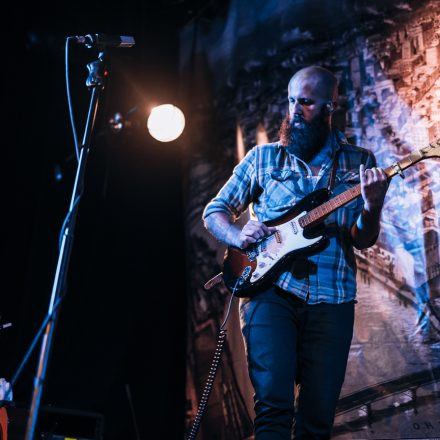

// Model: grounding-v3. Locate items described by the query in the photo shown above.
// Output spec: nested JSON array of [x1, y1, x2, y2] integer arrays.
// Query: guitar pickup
[[275, 230, 282, 243], [290, 221, 298, 234]]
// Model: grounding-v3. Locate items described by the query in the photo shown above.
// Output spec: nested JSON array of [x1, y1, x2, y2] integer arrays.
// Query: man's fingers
[[240, 236, 257, 248], [378, 168, 388, 182], [239, 220, 278, 249], [244, 221, 274, 236], [261, 223, 275, 234], [359, 164, 366, 185], [371, 167, 380, 181], [243, 225, 264, 239], [244, 236, 258, 245], [361, 165, 388, 184], [374, 167, 385, 181], [251, 230, 264, 239], [365, 167, 388, 184]]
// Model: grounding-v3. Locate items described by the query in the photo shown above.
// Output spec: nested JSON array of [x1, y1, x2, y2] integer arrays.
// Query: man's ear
[[326, 101, 335, 113]]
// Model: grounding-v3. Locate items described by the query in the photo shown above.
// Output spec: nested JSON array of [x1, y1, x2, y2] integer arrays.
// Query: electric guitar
[[214, 141, 440, 296]]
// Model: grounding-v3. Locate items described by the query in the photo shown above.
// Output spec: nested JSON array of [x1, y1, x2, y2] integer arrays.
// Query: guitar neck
[[298, 146, 434, 229], [298, 184, 362, 228]]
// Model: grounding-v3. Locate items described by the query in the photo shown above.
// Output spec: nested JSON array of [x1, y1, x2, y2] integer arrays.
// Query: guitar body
[[223, 188, 331, 296]]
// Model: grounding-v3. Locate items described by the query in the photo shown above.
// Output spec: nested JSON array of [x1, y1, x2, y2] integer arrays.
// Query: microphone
[[73, 34, 135, 49]]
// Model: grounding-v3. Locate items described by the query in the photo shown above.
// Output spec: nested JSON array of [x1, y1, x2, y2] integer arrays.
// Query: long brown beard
[[279, 111, 330, 162]]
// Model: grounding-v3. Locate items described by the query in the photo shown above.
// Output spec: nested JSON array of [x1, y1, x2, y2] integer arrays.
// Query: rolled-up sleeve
[[202, 147, 260, 221]]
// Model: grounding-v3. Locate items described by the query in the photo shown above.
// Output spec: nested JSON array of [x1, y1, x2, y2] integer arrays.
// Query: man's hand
[[359, 164, 389, 213], [351, 164, 389, 249], [204, 212, 277, 250], [234, 220, 277, 249]]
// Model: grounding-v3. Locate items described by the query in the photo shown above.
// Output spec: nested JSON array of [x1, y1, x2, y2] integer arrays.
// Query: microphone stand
[[25, 50, 108, 440]]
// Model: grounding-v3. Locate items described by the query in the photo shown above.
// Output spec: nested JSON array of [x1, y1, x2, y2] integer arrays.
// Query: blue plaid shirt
[[203, 130, 376, 304]]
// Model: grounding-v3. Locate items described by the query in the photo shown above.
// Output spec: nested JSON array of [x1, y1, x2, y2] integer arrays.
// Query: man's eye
[[298, 98, 312, 106]]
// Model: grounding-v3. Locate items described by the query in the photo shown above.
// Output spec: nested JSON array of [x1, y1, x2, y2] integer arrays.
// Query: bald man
[[203, 66, 389, 439]]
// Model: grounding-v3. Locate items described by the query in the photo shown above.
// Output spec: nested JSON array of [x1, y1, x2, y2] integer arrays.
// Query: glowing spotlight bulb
[[147, 104, 185, 142]]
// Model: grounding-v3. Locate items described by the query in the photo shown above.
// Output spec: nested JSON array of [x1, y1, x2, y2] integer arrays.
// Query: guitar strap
[[327, 148, 341, 194]]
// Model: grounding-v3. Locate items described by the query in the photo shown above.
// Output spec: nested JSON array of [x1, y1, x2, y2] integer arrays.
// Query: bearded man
[[202, 66, 389, 439]]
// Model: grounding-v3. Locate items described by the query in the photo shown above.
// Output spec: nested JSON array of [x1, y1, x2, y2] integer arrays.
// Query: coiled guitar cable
[[186, 273, 244, 440]]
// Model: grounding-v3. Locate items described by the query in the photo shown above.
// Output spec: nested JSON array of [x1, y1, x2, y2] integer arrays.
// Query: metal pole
[[25, 52, 106, 439]]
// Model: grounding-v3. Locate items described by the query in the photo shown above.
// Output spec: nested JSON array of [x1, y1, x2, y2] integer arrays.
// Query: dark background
[[3, 1, 229, 438]]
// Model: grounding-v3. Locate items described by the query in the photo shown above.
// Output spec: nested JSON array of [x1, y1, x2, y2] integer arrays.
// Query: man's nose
[[290, 100, 303, 114]]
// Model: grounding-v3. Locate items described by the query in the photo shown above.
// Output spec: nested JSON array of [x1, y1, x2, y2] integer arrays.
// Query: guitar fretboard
[[298, 185, 362, 228]]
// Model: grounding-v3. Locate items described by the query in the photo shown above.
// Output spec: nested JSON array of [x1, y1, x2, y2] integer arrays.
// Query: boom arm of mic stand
[[24, 52, 107, 440]]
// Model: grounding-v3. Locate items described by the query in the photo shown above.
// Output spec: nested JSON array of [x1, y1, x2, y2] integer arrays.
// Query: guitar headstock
[[386, 139, 440, 178], [420, 139, 440, 158]]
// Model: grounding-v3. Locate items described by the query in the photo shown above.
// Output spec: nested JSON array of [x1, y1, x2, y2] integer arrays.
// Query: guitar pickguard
[[249, 212, 322, 283]]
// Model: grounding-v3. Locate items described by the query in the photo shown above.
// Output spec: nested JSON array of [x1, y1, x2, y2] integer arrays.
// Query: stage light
[[147, 104, 185, 142]]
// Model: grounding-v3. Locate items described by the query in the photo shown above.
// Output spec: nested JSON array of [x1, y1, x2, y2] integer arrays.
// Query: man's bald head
[[288, 66, 338, 105]]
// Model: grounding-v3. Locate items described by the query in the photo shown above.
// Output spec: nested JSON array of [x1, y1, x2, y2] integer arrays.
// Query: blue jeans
[[239, 286, 354, 440]]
